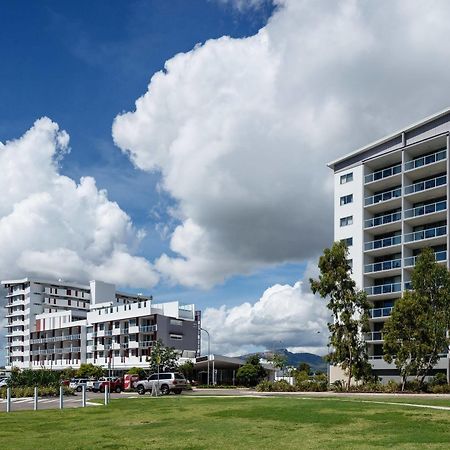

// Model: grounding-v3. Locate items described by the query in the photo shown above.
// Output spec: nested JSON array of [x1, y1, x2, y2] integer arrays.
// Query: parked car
[[92, 377, 123, 393], [135, 372, 187, 395], [0, 378, 8, 388], [69, 378, 89, 392]]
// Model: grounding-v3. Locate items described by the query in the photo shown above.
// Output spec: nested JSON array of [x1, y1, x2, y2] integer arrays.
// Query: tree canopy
[[147, 340, 179, 373], [310, 240, 371, 390], [383, 248, 450, 389]]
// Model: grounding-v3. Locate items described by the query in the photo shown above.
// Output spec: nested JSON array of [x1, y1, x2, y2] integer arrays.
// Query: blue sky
[[4, 0, 450, 356], [0, 1, 308, 314]]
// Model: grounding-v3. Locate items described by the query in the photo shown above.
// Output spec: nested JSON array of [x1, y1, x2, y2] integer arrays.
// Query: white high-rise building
[[3, 278, 200, 371], [328, 108, 450, 381]]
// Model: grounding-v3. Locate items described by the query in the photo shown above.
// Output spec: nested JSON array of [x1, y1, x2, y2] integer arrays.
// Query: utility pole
[[201, 328, 211, 386]]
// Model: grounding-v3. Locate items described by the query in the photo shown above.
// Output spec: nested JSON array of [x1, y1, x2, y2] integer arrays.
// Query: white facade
[[329, 108, 450, 380], [2, 278, 200, 371]]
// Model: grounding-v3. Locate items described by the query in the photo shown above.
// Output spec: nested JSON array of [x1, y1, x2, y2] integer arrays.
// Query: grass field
[[1, 395, 450, 449]]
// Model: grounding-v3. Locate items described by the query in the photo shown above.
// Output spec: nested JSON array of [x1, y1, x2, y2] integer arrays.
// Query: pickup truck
[[135, 372, 187, 395]]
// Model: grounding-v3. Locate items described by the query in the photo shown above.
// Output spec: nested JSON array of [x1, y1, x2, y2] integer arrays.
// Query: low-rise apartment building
[[328, 108, 450, 381], [3, 278, 200, 371]]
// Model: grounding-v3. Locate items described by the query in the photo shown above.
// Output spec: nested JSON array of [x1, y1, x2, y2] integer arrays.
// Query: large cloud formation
[[0, 118, 159, 288], [202, 279, 329, 356], [113, 0, 450, 288]]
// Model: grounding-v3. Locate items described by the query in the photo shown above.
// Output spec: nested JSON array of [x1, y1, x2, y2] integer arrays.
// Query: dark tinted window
[[149, 375, 158, 380], [160, 374, 171, 380], [175, 373, 186, 380]]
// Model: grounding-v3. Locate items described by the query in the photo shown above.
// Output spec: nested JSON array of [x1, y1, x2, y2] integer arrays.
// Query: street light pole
[[201, 328, 211, 386]]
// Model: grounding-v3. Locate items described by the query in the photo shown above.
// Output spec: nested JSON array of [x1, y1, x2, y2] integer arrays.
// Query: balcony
[[139, 341, 155, 349], [128, 341, 139, 349], [404, 200, 447, 227], [404, 225, 447, 248], [405, 149, 446, 173], [404, 251, 447, 268], [364, 258, 401, 275], [369, 306, 393, 319], [404, 175, 447, 202], [364, 235, 401, 254], [364, 164, 402, 187], [129, 325, 140, 334], [112, 342, 121, 350], [364, 187, 402, 211], [364, 331, 385, 342], [140, 325, 157, 333], [364, 283, 401, 298], [364, 211, 401, 231]]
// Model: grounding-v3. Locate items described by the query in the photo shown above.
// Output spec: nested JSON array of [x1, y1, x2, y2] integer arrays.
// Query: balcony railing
[[139, 341, 156, 348], [365, 164, 402, 184], [365, 187, 402, 207], [364, 331, 384, 341], [404, 251, 447, 267], [364, 258, 402, 274], [364, 211, 402, 229], [140, 325, 157, 333], [404, 225, 447, 243], [30, 334, 81, 344], [404, 149, 447, 171], [404, 174, 446, 195], [364, 283, 401, 296], [364, 235, 401, 251], [369, 306, 393, 319], [404, 200, 447, 219]]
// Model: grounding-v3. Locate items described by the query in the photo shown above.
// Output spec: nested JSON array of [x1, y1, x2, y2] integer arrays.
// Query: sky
[[2, 0, 450, 358]]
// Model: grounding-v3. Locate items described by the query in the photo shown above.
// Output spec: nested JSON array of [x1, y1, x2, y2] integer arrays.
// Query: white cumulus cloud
[[113, 0, 450, 289], [201, 279, 329, 356], [0, 117, 159, 288]]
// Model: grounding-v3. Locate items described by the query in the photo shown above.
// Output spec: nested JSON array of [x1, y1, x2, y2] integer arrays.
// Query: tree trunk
[[347, 347, 353, 392]]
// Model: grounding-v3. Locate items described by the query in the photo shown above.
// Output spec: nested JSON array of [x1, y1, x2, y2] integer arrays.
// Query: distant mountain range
[[239, 349, 327, 373]]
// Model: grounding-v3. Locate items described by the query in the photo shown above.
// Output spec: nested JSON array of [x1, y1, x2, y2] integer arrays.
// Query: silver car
[[135, 372, 187, 395]]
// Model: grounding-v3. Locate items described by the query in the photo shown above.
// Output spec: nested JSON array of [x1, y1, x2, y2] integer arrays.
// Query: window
[[170, 334, 183, 340], [170, 319, 183, 326], [340, 194, 353, 205], [67, 289, 71, 296], [340, 216, 353, 227], [341, 237, 353, 247], [340, 173, 353, 184]]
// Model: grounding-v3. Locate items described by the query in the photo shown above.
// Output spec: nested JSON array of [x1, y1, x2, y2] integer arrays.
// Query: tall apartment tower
[[328, 109, 450, 381]]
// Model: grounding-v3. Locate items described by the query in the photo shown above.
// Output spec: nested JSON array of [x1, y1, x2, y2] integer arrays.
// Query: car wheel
[[100, 387, 105, 393], [115, 386, 121, 393], [137, 385, 146, 395], [160, 385, 170, 395], [174, 389, 182, 395], [76, 386, 82, 392], [92, 389, 98, 393]]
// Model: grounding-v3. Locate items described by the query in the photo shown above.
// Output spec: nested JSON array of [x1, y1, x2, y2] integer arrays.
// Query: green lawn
[[1, 395, 450, 449]]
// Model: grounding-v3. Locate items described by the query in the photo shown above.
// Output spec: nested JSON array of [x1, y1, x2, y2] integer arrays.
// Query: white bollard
[[59, 385, 64, 410], [34, 386, 38, 411], [82, 385, 86, 407], [104, 384, 109, 405], [6, 387, 11, 413]]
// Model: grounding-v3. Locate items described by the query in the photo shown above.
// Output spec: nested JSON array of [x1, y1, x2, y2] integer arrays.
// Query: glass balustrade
[[404, 200, 446, 219], [365, 235, 401, 251], [364, 283, 401, 296], [404, 149, 447, 171], [404, 225, 447, 243], [364, 258, 401, 273], [364, 331, 384, 341], [365, 163, 401, 184], [369, 306, 393, 318], [404, 175, 446, 195], [404, 251, 447, 267], [365, 187, 402, 206], [365, 211, 402, 228]]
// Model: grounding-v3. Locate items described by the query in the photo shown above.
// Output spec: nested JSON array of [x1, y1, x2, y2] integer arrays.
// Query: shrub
[[430, 373, 448, 387], [0, 386, 75, 399], [256, 380, 296, 392], [430, 384, 450, 394]]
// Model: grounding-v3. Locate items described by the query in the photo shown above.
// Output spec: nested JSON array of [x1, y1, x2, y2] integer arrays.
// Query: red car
[[92, 377, 123, 393]]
